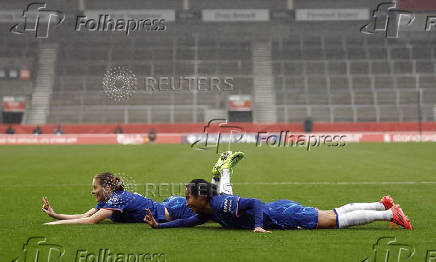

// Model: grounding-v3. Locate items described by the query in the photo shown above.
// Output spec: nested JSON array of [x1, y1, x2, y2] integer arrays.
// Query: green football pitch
[[1, 143, 435, 262]]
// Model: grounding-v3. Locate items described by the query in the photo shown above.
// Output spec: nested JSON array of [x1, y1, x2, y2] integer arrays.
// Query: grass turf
[[0, 143, 435, 261]]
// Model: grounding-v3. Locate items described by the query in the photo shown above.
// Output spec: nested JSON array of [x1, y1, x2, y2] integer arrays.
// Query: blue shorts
[[265, 199, 318, 229], [162, 196, 195, 220]]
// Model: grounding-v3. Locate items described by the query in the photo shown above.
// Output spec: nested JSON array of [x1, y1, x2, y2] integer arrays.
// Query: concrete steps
[[26, 44, 58, 124], [252, 42, 276, 123]]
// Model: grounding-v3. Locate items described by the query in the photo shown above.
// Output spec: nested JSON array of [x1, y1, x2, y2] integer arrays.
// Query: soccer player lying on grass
[[143, 179, 413, 233], [41, 151, 245, 225], [42, 172, 194, 225]]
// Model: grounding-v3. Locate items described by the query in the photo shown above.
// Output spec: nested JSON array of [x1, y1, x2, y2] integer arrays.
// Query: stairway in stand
[[26, 44, 58, 125], [252, 41, 276, 123]]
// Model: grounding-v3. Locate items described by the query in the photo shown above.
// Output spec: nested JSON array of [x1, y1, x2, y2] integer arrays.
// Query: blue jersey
[[95, 191, 167, 223], [158, 194, 318, 230], [208, 194, 262, 229], [162, 196, 195, 220]]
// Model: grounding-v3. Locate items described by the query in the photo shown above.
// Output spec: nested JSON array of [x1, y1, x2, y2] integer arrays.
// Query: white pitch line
[[234, 181, 436, 185], [1, 181, 436, 187]]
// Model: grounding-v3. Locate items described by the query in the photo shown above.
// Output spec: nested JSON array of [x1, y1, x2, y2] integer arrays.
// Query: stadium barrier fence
[[0, 123, 435, 144]]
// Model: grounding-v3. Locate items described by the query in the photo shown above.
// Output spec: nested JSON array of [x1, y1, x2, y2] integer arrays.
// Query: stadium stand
[[46, 28, 436, 124], [0, 23, 39, 123], [273, 32, 436, 122], [1, 0, 435, 124]]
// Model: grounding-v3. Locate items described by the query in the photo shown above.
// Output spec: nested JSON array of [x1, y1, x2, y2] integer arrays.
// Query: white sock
[[211, 177, 220, 191], [334, 202, 386, 215], [337, 210, 393, 229], [219, 169, 233, 195]]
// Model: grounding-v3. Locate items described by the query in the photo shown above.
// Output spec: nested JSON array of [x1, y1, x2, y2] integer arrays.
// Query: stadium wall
[[0, 123, 435, 145], [1, 122, 436, 134]]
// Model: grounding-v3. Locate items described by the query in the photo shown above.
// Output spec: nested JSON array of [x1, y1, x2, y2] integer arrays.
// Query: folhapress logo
[[362, 237, 415, 262], [75, 15, 166, 35], [190, 119, 246, 154], [10, 3, 167, 38], [10, 2, 64, 38], [12, 237, 65, 262], [361, 2, 414, 38]]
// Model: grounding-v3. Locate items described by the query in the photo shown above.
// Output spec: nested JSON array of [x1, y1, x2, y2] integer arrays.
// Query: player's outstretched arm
[[144, 209, 206, 229], [41, 196, 97, 220], [44, 208, 113, 225]]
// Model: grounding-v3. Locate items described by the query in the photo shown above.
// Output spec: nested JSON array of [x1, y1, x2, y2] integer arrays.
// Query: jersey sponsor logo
[[223, 198, 233, 214]]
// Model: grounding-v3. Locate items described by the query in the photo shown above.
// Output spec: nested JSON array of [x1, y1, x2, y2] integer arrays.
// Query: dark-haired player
[[144, 179, 412, 232]]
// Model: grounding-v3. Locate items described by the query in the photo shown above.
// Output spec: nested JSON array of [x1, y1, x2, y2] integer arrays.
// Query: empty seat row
[[274, 75, 434, 90], [48, 105, 205, 123], [276, 105, 433, 123], [273, 60, 436, 76], [272, 47, 436, 61]]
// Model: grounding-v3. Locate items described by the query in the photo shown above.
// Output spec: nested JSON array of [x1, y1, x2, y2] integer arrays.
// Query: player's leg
[[317, 209, 393, 229], [216, 168, 233, 195], [211, 151, 245, 195], [318, 204, 412, 230], [333, 196, 394, 215]]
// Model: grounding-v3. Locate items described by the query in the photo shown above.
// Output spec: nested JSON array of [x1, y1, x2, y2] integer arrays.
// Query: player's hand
[[253, 227, 271, 233], [144, 209, 158, 228], [41, 196, 56, 218]]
